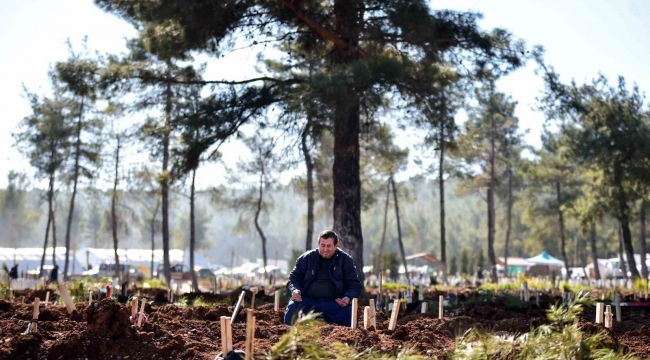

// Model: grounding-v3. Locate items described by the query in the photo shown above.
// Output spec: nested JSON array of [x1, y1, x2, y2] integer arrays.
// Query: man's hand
[[335, 296, 350, 307], [291, 290, 302, 302]]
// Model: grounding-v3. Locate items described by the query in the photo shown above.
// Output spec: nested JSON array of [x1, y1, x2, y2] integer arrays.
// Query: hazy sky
[[1, 0, 649, 189]]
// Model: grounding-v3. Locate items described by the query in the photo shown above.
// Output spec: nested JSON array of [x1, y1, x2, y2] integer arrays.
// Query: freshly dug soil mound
[[85, 298, 134, 339]]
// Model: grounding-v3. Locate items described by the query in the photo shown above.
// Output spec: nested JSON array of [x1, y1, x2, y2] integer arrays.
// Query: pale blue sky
[[1, 0, 649, 189]]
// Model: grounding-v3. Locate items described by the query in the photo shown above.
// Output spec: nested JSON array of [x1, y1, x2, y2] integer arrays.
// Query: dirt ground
[[0, 290, 649, 359]]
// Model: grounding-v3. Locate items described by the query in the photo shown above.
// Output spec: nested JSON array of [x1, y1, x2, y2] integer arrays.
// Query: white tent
[[525, 251, 565, 267], [76, 247, 211, 274], [0, 247, 83, 274]]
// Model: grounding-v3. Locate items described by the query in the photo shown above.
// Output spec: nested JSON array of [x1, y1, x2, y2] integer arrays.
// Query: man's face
[[318, 237, 337, 259]]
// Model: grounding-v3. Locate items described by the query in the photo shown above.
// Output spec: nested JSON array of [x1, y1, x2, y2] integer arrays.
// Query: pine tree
[[449, 255, 458, 276], [536, 55, 650, 279], [97, 0, 526, 277], [15, 91, 72, 276], [101, 37, 203, 285], [523, 129, 579, 276], [53, 39, 103, 280], [0, 172, 39, 247], [477, 250, 485, 274], [453, 82, 520, 282], [460, 248, 469, 276]]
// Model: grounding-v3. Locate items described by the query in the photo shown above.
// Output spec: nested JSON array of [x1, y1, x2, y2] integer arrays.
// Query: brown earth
[[0, 291, 648, 359]]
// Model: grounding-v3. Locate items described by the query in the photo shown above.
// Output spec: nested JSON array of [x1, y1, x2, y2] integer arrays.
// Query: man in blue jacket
[[284, 230, 361, 326]]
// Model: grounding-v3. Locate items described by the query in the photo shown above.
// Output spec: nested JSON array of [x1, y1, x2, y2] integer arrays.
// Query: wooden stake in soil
[[378, 273, 383, 299], [368, 299, 376, 328], [31, 297, 39, 333], [58, 284, 75, 314], [438, 295, 444, 320], [274, 290, 280, 312], [351, 298, 358, 329], [596, 303, 604, 324], [89, 291, 93, 306], [522, 281, 529, 302], [131, 297, 138, 321], [421, 302, 428, 314], [604, 305, 613, 328], [250, 287, 258, 310], [388, 300, 399, 331], [44, 291, 50, 306], [614, 292, 621, 322], [363, 306, 369, 329], [137, 299, 147, 328], [220, 316, 233, 355], [245, 309, 255, 360]]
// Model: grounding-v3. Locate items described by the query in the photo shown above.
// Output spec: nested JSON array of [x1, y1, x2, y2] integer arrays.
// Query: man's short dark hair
[[318, 230, 339, 244]]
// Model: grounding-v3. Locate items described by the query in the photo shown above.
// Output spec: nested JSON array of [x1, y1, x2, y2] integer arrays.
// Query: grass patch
[[451, 293, 637, 359]]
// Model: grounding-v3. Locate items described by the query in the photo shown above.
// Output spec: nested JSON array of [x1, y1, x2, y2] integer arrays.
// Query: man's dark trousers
[[284, 297, 351, 326]]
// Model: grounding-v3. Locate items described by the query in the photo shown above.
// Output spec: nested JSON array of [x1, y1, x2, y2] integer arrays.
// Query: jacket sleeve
[[342, 255, 362, 300], [287, 254, 306, 296]]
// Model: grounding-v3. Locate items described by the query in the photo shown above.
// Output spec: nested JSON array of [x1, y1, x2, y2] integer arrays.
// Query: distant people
[[49, 264, 59, 284], [284, 230, 362, 326], [9, 264, 18, 280]]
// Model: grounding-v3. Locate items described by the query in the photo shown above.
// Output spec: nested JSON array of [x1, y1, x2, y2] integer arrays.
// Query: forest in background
[[3, 1, 650, 288]]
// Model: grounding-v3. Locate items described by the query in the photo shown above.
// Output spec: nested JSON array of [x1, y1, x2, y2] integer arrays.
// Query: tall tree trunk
[[150, 216, 155, 279], [150, 201, 159, 279], [39, 172, 55, 277], [640, 201, 648, 279], [162, 82, 172, 285], [52, 200, 58, 267], [64, 97, 84, 280], [332, 0, 364, 281], [390, 176, 410, 285], [590, 222, 601, 281], [487, 116, 497, 283], [504, 167, 513, 278], [254, 165, 269, 284], [301, 125, 315, 252], [189, 167, 199, 291], [377, 181, 390, 276], [111, 135, 121, 280], [615, 164, 640, 279], [438, 122, 447, 284], [555, 180, 570, 277], [619, 225, 628, 280]]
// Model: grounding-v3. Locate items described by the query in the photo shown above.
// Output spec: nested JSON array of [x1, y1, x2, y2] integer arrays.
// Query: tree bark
[[39, 171, 55, 277], [377, 180, 390, 276], [52, 199, 58, 267], [619, 225, 628, 280], [150, 201, 159, 279], [487, 113, 498, 283], [391, 176, 410, 285], [189, 167, 199, 291], [555, 180, 570, 277], [640, 201, 648, 279], [111, 135, 121, 280], [590, 222, 601, 281], [332, 0, 364, 281], [64, 97, 84, 280], [301, 124, 315, 252], [615, 163, 640, 279], [162, 81, 172, 285], [150, 217, 155, 279], [438, 121, 447, 284], [254, 161, 269, 284], [504, 167, 513, 278]]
